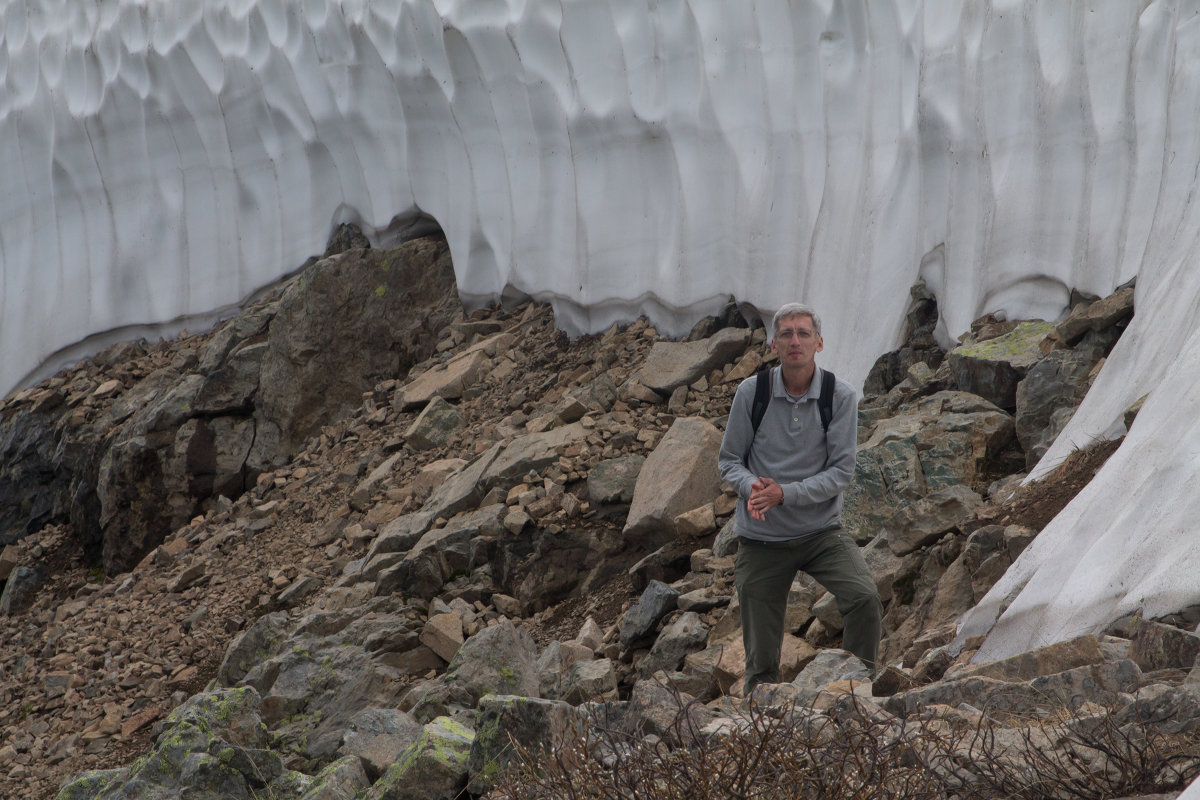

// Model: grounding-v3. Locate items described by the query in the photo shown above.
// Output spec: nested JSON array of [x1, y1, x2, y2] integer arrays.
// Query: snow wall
[[3, 0, 1200, 669]]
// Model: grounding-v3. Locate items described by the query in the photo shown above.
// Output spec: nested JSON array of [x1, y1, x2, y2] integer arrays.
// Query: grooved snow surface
[[2, 0, 1200, 698]]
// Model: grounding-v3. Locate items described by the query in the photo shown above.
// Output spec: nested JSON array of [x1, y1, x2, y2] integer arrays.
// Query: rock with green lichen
[[947, 320, 1055, 410], [363, 716, 475, 800], [215, 610, 293, 688], [53, 769, 123, 800], [466, 695, 585, 795], [248, 642, 408, 766], [295, 755, 370, 800], [337, 707, 424, 782], [55, 688, 286, 800], [408, 621, 540, 723], [844, 391, 1014, 540]]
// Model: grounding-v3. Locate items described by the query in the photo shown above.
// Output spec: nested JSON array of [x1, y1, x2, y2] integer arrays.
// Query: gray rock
[[1014, 348, 1097, 468], [884, 659, 1144, 718], [365, 716, 474, 800], [861, 533, 902, 605], [845, 392, 1013, 540], [567, 373, 618, 416], [791, 650, 871, 702], [1130, 618, 1200, 672], [957, 635, 1109, 683], [193, 341, 265, 414], [258, 238, 458, 455], [1055, 286, 1134, 344], [1113, 684, 1200, 735], [367, 512, 436, 561], [623, 417, 724, 544], [635, 327, 750, 395], [251, 643, 409, 763], [410, 621, 541, 723], [587, 455, 645, 505], [627, 681, 716, 743], [536, 640, 593, 699], [405, 396, 464, 450], [620, 580, 680, 650], [560, 659, 620, 705], [638, 612, 709, 676], [397, 349, 490, 411], [352, 452, 405, 509], [74, 687, 288, 800], [0, 565, 40, 615], [377, 504, 506, 601], [884, 484, 983, 556], [947, 321, 1055, 410], [811, 593, 843, 634], [197, 306, 275, 375], [53, 769, 124, 800], [338, 708, 424, 782], [215, 611, 293, 687], [481, 422, 588, 489], [417, 443, 502, 524], [466, 695, 584, 794], [711, 516, 739, 557], [295, 756, 371, 800]]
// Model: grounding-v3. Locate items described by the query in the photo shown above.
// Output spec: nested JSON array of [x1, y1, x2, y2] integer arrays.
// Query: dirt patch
[[525, 574, 637, 649], [994, 437, 1123, 530]]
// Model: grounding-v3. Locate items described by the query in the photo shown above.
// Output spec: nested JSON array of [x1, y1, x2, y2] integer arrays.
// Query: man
[[718, 303, 881, 694]]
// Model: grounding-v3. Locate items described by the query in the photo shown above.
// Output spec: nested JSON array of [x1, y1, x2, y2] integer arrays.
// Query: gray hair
[[771, 303, 822, 340]]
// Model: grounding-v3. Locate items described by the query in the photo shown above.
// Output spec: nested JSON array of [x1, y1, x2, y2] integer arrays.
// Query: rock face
[[9, 282, 1188, 800], [622, 417, 724, 544], [0, 233, 458, 574]]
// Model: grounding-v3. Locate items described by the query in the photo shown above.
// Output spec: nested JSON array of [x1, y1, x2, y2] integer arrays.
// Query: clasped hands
[[747, 476, 783, 521]]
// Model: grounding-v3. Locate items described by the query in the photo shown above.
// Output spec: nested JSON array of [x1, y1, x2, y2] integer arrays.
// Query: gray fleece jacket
[[717, 365, 858, 542]]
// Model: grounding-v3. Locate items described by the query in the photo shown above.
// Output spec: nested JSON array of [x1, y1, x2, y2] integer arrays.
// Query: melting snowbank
[[2, 1, 1200, 669]]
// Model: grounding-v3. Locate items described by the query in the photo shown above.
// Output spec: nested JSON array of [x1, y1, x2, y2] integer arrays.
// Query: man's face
[[770, 314, 823, 369]]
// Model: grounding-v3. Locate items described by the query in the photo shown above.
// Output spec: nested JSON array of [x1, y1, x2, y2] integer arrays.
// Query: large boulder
[[884, 484, 984, 556], [623, 417, 724, 544], [258, 237, 458, 456], [481, 423, 589, 489], [637, 611, 709, 676], [409, 622, 541, 723], [364, 717, 474, 800], [619, 580, 680, 650], [587, 455, 645, 505], [405, 397, 464, 451], [466, 696, 584, 794], [883, 660, 1143, 718], [845, 391, 1013, 543], [337, 708, 424, 782], [396, 332, 516, 410], [56, 687, 302, 800], [0, 565, 40, 616], [1055, 285, 1134, 344], [1014, 348, 1099, 468], [946, 321, 1055, 410], [635, 328, 750, 395]]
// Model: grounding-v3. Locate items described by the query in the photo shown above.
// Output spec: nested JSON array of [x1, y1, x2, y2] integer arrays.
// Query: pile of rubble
[[2, 235, 1196, 800]]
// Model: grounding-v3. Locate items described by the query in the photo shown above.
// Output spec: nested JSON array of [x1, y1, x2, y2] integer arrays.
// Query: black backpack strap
[[818, 369, 836, 432], [750, 366, 773, 434], [744, 366, 773, 463]]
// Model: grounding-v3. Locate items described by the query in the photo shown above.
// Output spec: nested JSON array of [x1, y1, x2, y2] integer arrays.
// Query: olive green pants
[[735, 526, 882, 694]]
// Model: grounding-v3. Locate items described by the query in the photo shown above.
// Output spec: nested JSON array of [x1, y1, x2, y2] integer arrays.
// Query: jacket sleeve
[[780, 382, 858, 507], [717, 377, 759, 499]]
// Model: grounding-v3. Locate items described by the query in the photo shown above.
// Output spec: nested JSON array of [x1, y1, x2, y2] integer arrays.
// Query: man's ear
[[815, 336, 824, 353]]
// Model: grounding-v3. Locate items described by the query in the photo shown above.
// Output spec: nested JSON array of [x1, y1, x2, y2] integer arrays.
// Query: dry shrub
[[484, 690, 1200, 800], [934, 707, 1200, 800]]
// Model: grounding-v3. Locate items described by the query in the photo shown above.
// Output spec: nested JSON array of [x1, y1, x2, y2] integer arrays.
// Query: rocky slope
[[1, 235, 1197, 800]]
